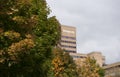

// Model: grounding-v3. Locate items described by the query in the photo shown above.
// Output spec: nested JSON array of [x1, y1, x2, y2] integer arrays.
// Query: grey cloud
[[46, 0, 120, 64]]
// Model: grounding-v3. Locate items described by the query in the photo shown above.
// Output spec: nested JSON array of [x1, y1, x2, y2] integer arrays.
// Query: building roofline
[[87, 51, 102, 55], [69, 53, 87, 56], [61, 25, 76, 29], [103, 62, 120, 69]]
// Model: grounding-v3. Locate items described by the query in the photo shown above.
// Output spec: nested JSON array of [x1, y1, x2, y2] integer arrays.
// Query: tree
[[0, 0, 60, 77], [98, 67, 105, 77], [77, 57, 105, 77], [52, 48, 78, 77]]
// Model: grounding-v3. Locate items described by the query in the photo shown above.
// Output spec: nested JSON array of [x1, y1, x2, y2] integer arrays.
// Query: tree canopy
[[0, 0, 105, 77], [77, 57, 105, 77], [52, 48, 78, 77], [0, 0, 60, 77]]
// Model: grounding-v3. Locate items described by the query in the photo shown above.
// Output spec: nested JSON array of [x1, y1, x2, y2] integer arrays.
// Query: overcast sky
[[46, 0, 120, 64]]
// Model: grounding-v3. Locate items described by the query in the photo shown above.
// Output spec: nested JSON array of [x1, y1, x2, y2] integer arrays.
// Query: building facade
[[60, 25, 76, 53], [103, 62, 120, 77], [87, 52, 105, 67], [69, 53, 87, 66], [69, 52, 105, 67]]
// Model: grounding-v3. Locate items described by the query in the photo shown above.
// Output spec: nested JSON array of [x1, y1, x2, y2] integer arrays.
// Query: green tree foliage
[[0, 0, 60, 77], [98, 67, 105, 77], [52, 48, 78, 77], [77, 57, 105, 77]]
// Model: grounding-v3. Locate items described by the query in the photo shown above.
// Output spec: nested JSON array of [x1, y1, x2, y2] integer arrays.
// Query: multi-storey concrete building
[[87, 52, 105, 67], [69, 53, 87, 66], [69, 52, 105, 67], [59, 25, 105, 67], [103, 62, 120, 77], [60, 25, 76, 53]]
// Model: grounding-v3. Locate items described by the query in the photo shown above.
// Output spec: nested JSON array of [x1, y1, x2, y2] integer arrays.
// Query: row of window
[[65, 50, 76, 53], [61, 36, 76, 40], [71, 55, 81, 58], [71, 55, 86, 58], [61, 40, 76, 44], [61, 45, 76, 48]]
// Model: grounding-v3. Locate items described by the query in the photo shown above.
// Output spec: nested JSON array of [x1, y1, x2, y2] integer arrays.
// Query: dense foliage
[[0, 0, 105, 77], [0, 0, 60, 77], [52, 48, 78, 77], [77, 57, 105, 77]]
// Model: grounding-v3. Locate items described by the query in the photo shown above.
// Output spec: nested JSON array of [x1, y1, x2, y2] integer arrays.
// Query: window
[[65, 50, 76, 53], [61, 36, 76, 40], [61, 40, 76, 44], [61, 45, 76, 48]]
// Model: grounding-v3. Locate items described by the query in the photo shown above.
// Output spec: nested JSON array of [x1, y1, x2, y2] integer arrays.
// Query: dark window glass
[[65, 50, 76, 53], [61, 40, 76, 44], [71, 55, 81, 58], [61, 36, 76, 40], [61, 45, 76, 48]]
